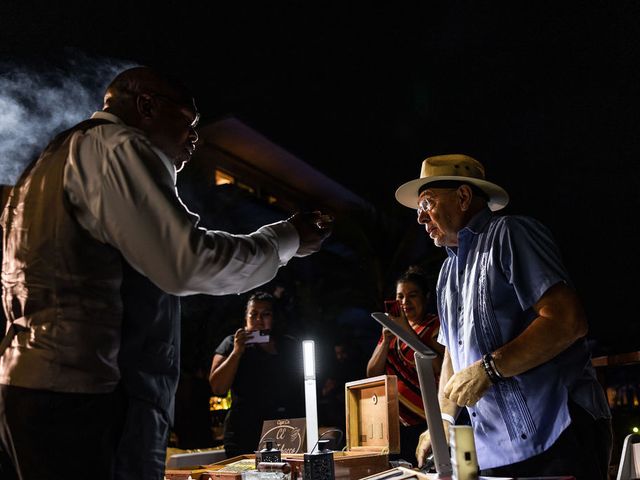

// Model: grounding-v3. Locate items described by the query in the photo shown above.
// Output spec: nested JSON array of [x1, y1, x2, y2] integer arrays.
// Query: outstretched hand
[[288, 211, 333, 256]]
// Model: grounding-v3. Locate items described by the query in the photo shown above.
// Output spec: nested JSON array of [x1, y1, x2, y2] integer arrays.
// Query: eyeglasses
[[417, 197, 436, 215], [151, 93, 200, 129], [416, 189, 457, 216]]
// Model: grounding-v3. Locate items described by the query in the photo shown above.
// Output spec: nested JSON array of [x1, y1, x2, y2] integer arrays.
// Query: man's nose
[[417, 209, 429, 224], [189, 127, 199, 144]]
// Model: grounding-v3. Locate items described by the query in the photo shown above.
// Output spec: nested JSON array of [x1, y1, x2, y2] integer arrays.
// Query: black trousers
[[0, 384, 124, 480], [481, 401, 613, 480], [114, 396, 171, 480]]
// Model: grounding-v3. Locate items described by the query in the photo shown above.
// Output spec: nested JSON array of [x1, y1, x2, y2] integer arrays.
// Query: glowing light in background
[[302, 340, 318, 453]]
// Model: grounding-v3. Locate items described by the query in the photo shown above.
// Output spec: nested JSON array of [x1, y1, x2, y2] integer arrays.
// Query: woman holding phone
[[209, 291, 304, 458], [366, 266, 445, 465]]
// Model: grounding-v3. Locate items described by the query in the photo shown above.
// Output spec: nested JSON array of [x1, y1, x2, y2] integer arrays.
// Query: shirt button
[[471, 412, 476, 417], [458, 340, 462, 346], [457, 306, 462, 312], [521, 434, 527, 440]]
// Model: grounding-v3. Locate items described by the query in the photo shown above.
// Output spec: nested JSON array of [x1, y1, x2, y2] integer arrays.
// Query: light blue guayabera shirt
[[436, 208, 610, 469]]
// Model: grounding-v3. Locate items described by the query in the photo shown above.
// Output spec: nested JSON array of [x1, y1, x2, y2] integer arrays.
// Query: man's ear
[[457, 184, 473, 211], [136, 93, 155, 120]]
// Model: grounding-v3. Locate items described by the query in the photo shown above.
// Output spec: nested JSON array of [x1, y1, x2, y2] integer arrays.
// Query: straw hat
[[395, 154, 509, 211]]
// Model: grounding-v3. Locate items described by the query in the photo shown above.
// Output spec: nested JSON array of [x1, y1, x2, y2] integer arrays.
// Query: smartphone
[[245, 329, 270, 344], [384, 299, 401, 316]]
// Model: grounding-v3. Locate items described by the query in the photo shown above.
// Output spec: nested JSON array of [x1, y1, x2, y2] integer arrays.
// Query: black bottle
[[256, 438, 281, 467], [303, 439, 335, 480]]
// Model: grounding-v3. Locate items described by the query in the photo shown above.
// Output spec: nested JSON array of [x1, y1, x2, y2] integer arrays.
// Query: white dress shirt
[[64, 111, 300, 296]]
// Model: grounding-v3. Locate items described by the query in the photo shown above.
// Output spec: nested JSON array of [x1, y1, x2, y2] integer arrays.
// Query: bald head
[[102, 66, 200, 169], [103, 66, 194, 116]]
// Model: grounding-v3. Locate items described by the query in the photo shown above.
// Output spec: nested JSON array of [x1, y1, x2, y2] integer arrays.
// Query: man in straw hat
[[396, 154, 611, 478]]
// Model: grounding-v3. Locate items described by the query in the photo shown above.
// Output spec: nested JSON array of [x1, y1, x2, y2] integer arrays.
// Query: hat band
[[418, 180, 489, 200]]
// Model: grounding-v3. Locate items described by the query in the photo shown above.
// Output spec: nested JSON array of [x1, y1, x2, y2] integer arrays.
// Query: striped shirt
[[380, 314, 440, 426]]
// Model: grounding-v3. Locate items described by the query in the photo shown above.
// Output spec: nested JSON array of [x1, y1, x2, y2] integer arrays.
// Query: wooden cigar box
[[199, 455, 258, 480], [359, 466, 434, 480], [165, 455, 256, 480], [195, 376, 399, 480], [282, 375, 400, 480], [164, 467, 218, 480], [282, 450, 390, 480], [344, 375, 400, 455]]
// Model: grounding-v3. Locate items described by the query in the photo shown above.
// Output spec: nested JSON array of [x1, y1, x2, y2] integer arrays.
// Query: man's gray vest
[[0, 118, 180, 418], [1, 119, 124, 392]]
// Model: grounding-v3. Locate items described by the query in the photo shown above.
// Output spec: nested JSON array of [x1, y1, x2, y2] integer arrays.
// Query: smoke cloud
[[0, 52, 137, 185]]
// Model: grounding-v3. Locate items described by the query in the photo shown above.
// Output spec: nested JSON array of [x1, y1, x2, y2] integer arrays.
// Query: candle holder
[[255, 438, 281, 467], [303, 439, 335, 480]]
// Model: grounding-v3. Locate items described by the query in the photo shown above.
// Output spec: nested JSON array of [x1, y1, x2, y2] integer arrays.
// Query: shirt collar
[[90, 111, 177, 184], [445, 207, 494, 258], [91, 111, 123, 125], [465, 206, 493, 234]]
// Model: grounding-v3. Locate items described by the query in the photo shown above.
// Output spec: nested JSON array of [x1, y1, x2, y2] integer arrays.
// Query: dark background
[[1, 1, 639, 355]]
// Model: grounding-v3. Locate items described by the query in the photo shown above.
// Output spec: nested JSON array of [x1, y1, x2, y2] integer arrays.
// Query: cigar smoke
[[0, 52, 136, 185]]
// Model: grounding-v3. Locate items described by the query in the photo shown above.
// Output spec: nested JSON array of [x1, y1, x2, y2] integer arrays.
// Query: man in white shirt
[[0, 66, 332, 480]]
